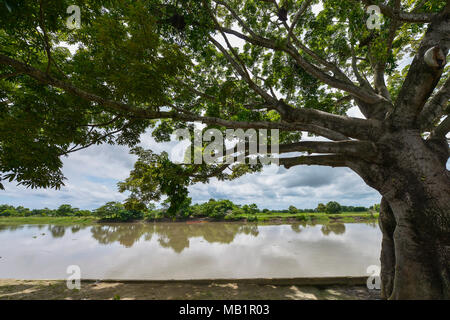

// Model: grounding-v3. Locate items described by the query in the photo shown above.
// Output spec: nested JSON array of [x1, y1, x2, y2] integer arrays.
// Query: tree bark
[[379, 197, 396, 299], [375, 133, 450, 299], [386, 194, 450, 300]]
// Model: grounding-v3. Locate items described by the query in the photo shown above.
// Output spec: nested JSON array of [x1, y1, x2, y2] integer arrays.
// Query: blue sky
[[0, 107, 383, 210]]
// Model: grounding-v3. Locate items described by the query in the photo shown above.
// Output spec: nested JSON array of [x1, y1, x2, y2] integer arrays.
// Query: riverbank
[[0, 278, 380, 300], [0, 212, 378, 226]]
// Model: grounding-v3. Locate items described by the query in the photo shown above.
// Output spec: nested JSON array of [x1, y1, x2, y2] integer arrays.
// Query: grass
[[0, 216, 99, 226], [232, 211, 378, 223], [0, 212, 379, 226]]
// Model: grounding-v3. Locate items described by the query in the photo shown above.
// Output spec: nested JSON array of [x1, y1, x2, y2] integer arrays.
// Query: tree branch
[[431, 116, 450, 138], [392, 8, 450, 125], [359, 0, 437, 23], [287, 0, 314, 43], [279, 155, 349, 168], [279, 140, 377, 157], [276, 100, 382, 140], [0, 53, 379, 141], [0, 53, 159, 118], [419, 77, 450, 131], [208, 35, 276, 104], [218, 25, 385, 104], [0, 71, 22, 79]]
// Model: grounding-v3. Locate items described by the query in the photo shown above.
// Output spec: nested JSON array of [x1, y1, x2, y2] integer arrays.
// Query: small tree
[[56, 204, 75, 216], [325, 201, 342, 214], [288, 205, 298, 214], [316, 203, 326, 213], [249, 203, 259, 214]]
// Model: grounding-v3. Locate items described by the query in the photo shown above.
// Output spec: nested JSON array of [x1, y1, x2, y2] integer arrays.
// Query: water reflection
[[321, 223, 346, 235], [90, 223, 260, 252], [0, 221, 382, 279], [0, 222, 380, 252]]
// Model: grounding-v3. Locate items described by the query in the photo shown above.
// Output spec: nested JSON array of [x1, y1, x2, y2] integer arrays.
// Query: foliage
[[325, 201, 342, 214], [242, 203, 259, 215], [288, 205, 298, 214], [0, 199, 370, 220], [94, 201, 143, 221], [316, 203, 326, 213], [117, 148, 192, 217]]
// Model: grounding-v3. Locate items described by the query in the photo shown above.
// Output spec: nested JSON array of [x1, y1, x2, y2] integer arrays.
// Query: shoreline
[[0, 213, 378, 226], [0, 278, 380, 300]]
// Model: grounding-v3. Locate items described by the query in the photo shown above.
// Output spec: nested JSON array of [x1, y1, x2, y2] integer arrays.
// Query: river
[[0, 221, 381, 280]]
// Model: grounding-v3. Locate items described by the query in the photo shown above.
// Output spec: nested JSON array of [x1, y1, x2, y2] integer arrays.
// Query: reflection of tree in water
[[238, 224, 259, 237], [91, 224, 151, 248], [89, 222, 260, 253], [71, 225, 82, 234], [0, 225, 25, 232], [291, 224, 302, 233], [321, 223, 346, 236], [365, 221, 378, 228], [48, 225, 66, 238]]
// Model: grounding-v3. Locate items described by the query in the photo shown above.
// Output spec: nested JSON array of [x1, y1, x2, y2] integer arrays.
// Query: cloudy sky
[[0, 105, 383, 211]]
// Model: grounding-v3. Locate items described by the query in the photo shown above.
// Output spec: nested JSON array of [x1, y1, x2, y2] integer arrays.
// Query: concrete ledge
[[67, 276, 368, 286]]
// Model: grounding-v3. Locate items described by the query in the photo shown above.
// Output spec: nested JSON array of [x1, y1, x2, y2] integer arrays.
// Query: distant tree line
[[0, 199, 380, 222]]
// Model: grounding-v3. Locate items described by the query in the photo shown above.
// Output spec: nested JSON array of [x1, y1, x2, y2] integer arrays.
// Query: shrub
[[224, 214, 239, 221], [0, 208, 20, 216], [145, 210, 166, 220], [296, 214, 310, 222]]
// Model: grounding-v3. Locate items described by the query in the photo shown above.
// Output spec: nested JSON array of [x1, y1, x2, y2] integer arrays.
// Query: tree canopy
[[0, 0, 448, 205]]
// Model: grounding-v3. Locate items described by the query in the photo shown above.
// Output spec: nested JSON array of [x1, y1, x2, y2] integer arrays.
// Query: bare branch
[[276, 100, 382, 140], [279, 140, 377, 157], [279, 155, 349, 168]]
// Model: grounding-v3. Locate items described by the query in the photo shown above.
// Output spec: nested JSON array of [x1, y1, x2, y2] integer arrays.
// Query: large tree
[[0, 0, 449, 299]]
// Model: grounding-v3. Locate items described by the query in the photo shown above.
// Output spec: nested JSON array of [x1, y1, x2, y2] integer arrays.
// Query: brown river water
[[0, 221, 381, 280]]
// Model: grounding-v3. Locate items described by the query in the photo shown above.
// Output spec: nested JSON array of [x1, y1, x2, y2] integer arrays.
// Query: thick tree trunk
[[387, 197, 450, 300], [356, 131, 450, 299], [380, 139, 449, 299]]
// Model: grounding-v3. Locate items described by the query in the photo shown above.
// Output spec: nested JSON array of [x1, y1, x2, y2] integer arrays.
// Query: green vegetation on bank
[[0, 216, 98, 225], [0, 200, 379, 225]]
